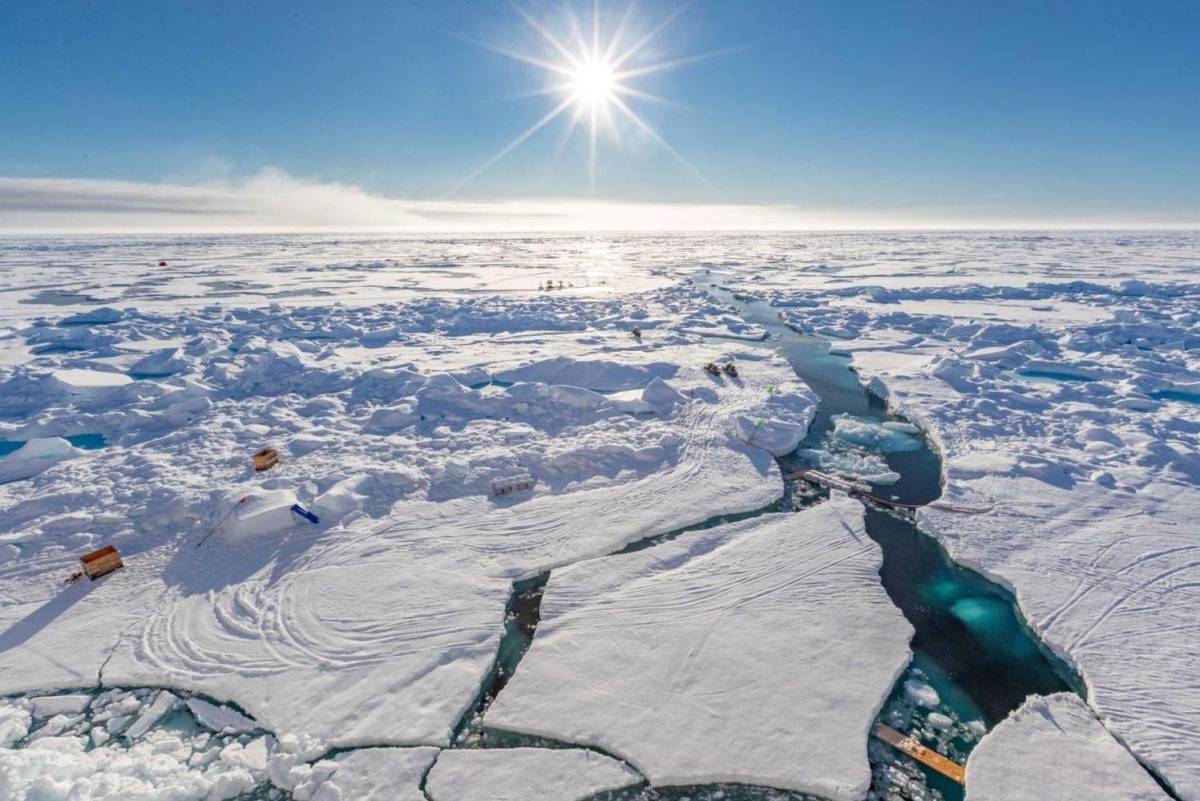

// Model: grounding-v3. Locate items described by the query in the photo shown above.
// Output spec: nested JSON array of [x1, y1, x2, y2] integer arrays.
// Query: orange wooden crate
[[875, 723, 966, 784], [253, 448, 279, 471], [80, 545, 124, 580]]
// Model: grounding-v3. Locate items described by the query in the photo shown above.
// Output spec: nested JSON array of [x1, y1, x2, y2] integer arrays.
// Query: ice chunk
[[312, 476, 367, 525], [60, 307, 122, 325], [0, 437, 79, 483], [50, 368, 133, 394], [129, 347, 188, 377], [495, 357, 677, 392], [640, 376, 686, 411], [0, 701, 32, 747], [832, 414, 922, 452], [904, 679, 941, 709], [798, 447, 901, 485], [426, 748, 641, 801], [965, 694, 1169, 800], [29, 694, 91, 718], [186, 697, 257, 734], [485, 496, 912, 800], [125, 690, 176, 739]]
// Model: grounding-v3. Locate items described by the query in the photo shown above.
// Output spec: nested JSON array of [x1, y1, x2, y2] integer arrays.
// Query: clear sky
[[2, 0, 1198, 230]]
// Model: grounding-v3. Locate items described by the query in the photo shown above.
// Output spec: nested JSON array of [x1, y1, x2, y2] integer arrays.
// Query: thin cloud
[[0, 171, 1195, 233]]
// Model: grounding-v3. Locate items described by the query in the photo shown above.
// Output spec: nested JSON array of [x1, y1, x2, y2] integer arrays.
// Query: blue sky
[[2, 1, 1198, 229]]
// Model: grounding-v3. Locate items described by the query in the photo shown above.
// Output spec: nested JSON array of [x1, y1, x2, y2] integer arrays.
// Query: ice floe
[[292, 747, 439, 801], [426, 747, 642, 801], [965, 693, 1169, 801], [485, 496, 912, 800]]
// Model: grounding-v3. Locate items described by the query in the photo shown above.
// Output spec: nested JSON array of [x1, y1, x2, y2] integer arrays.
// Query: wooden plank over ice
[[874, 723, 966, 784]]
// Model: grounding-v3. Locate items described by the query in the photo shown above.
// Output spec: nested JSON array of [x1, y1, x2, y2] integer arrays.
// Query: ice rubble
[[485, 496, 912, 800], [0, 283, 816, 760], [426, 747, 642, 801], [964, 693, 1169, 801], [0, 689, 280, 801]]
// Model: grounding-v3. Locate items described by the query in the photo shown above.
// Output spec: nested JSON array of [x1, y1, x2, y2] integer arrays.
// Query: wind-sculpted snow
[[0, 277, 815, 773], [737, 250, 1200, 799], [426, 748, 642, 801], [965, 694, 1169, 801], [484, 497, 913, 800]]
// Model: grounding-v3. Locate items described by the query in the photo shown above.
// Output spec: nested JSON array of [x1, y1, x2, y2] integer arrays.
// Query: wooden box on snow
[[253, 448, 279, 471], [80, 545, 124, 580]]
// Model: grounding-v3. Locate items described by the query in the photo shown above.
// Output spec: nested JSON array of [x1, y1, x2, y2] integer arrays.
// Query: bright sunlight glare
[[449, 2, 724, 196], [570, 57, 617, 108]]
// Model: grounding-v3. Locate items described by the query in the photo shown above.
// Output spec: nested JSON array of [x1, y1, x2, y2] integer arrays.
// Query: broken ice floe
[[485, 496, 912, 800], [964, 693, 1169, 801], [426, 747, 642, 801]]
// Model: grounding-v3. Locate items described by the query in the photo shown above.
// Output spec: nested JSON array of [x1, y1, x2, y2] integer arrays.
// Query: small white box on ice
[[490, 475, 535, 497]]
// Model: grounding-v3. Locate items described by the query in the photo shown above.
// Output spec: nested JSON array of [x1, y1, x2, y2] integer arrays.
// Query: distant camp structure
[[491, 475, 535, 497]]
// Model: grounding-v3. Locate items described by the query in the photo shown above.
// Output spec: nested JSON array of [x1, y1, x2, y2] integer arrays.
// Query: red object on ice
[[158, 260, 167, 266]]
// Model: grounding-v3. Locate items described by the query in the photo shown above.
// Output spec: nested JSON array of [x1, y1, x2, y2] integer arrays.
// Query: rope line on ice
[[785, 468, 994, 515]]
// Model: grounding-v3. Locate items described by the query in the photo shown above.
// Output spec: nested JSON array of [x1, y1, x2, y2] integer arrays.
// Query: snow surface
[[300, 747, 439, 801], [3, 231, 1198, 799], [485, 495, 912, 800], [965, 693, 1169, 801], [0, 263, 816, 789], [426, 747, 643, 801]]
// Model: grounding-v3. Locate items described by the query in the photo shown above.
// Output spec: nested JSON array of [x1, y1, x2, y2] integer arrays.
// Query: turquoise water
[[453, 574, 549, 746], [31, 344, 88, 355], [0, 433, 107, 458], [1013, 368, 1095, 384]]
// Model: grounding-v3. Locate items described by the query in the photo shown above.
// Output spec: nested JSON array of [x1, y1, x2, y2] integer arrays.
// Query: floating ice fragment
[[125, 690, 176, 739], [186, 698, 257, 734], [29, 695, 90, 718], [798, 447, 901, 485], [904, 679, 940, 709], [832, 414, 922, 453]]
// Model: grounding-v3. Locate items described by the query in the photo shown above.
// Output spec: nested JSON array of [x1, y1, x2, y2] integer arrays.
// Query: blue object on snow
[[290, 504, 320, 524]]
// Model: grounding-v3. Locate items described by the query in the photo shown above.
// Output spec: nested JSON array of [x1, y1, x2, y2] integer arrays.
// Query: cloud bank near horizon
[[1, 171, 1195, 233]]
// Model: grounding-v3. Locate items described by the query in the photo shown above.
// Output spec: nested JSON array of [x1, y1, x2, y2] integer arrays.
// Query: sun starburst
[[449, 2, 720, 196]]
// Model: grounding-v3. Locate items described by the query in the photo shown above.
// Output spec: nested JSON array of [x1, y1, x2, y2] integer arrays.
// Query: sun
[[450, 2, 723, 195], [569, 56, 618, 109]]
